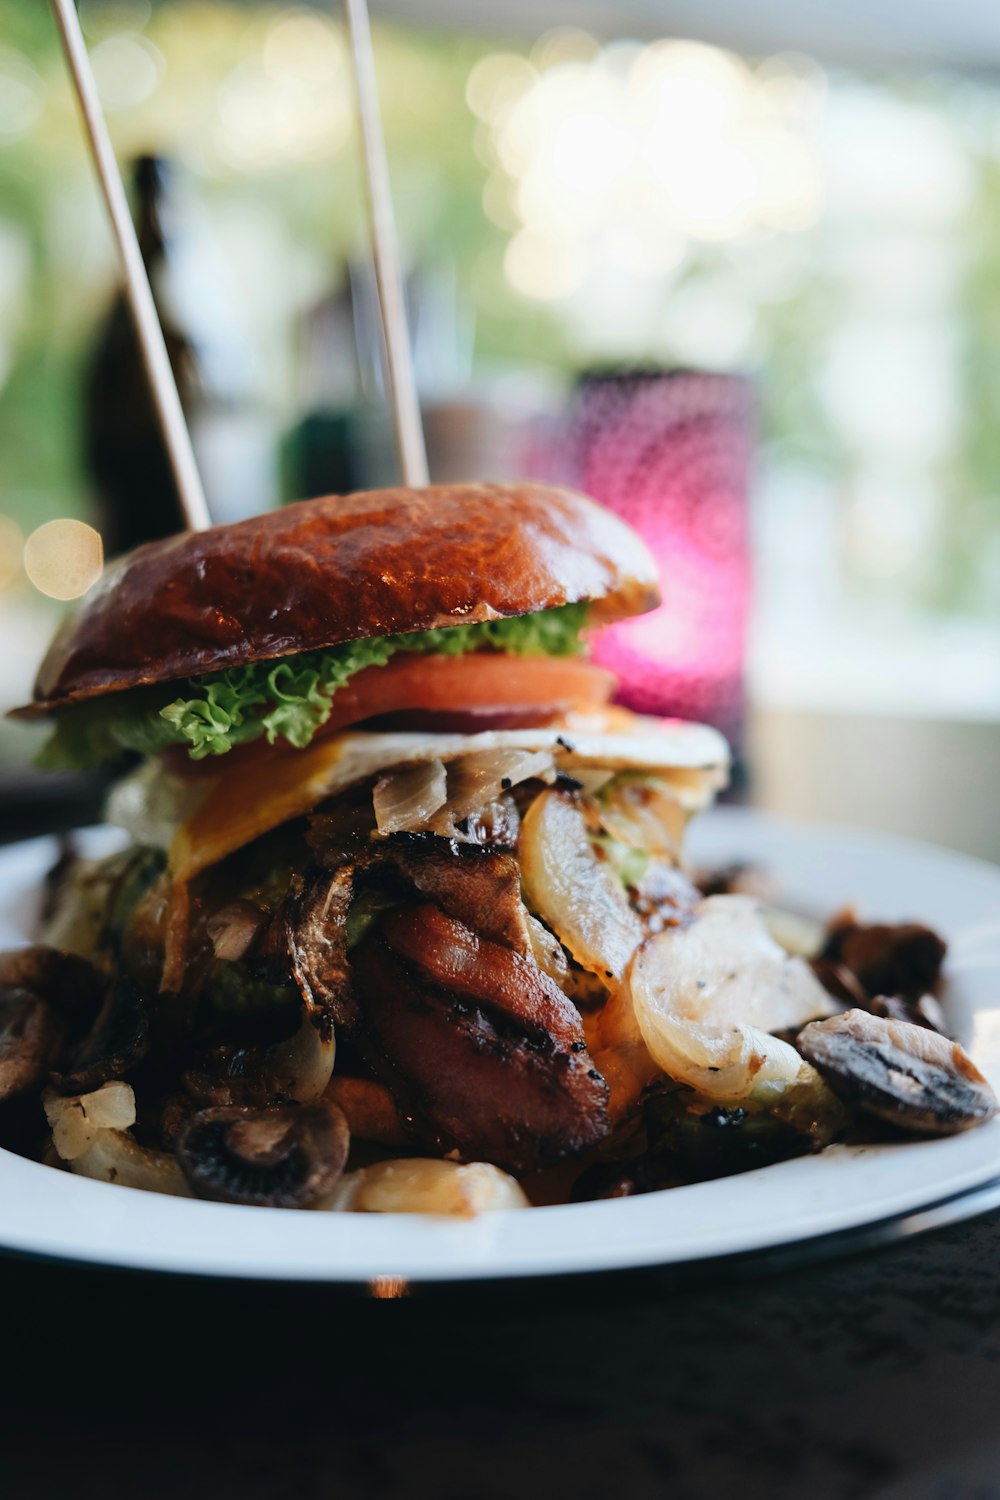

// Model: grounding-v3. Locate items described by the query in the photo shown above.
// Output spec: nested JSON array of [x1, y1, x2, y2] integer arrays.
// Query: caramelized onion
[[320, 1158, 529, 1215], [372, 748, 552, 838], [519, 789, 642, 982], [596, 777, 685, 862], [206, 900, 267, 962], [373, 760, 448, 835], [428, 748, 552, 834]]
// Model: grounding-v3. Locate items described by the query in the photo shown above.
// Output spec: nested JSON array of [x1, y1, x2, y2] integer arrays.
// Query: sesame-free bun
[[22, 483, 659, 713]]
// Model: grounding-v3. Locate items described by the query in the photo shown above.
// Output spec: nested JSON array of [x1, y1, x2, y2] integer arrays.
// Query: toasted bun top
[[25, 483, 659, 714]]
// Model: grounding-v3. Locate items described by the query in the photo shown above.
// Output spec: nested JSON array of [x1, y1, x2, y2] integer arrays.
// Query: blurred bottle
[[83, 154, 198, 557], [85, 156, 281, 551]]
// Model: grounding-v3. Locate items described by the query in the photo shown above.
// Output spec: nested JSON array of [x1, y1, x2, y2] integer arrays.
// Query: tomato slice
[[163, 652, 614, 781]]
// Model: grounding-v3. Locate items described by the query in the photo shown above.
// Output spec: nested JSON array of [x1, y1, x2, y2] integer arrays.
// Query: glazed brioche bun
[[20, 482, 659, 715]]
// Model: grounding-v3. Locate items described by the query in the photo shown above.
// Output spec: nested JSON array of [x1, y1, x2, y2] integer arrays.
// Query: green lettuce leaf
[[40, 603, 589, 770]]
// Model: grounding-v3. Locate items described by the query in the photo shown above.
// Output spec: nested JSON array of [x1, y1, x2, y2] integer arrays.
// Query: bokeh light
[[78, 0, 152, 39], [469, 38, 826, 304], [91, 33, 165, 112], [0, 49, 46, 144], [214, 11, 352, 171], [23, 520, 103, 601], [0, 516, 24, 592]]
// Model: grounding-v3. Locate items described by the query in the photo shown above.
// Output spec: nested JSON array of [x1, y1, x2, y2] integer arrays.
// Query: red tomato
[[164, 653, 614, 781]]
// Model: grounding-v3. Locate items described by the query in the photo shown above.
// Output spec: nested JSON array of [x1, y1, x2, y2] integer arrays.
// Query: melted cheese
[[167, 715, 730, 882]]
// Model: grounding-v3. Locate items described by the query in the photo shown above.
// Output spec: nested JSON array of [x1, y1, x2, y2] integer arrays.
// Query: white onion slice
[[526, 914, 570, 988], [596, 777, 686, 862], [318, 1158, 529, 1215], [626, 895, 836, 1104], [373, 760, 448, 835], [70, 1131, 193, 1197], [44, 1082, 137, 1160], [428, 748, 553, 834], [519, 789, 642, 982], [374, 747, 553, 837]]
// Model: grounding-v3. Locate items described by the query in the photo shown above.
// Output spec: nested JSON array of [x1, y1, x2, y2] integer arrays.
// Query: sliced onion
[[373, 748, 552, 838], [596, 777, 686, 862], [626, 895, 837, 1104], [525, 914, 569, 989], [206, 900, 267, 962], [44, 1082, 137, 1160], [184, 1010, 336, 1107], [373, 760, 448, 835], [70, 1130, 193, 1197], [519, 789, 642, 982], [428, 748, 553, 835], [318, 1158, 529, 1215]]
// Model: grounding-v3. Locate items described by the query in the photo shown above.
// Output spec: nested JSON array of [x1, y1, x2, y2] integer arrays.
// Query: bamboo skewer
[[49, 0, 211, 532], [343, 0, 429, 488]]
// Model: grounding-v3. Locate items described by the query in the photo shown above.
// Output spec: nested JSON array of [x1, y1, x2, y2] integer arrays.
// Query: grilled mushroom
[[0, 946, 106, 1026], [182, 1009, 335, 1108], [50, 980, 150, 1095], [797, 1009, 998, 1135], [0, 987, 59, 1100], [175, 1099, 349, 1207], [820, 917, 946, 1000]]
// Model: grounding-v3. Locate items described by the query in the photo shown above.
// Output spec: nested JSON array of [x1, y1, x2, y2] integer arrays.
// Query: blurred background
[[0, 0, 998, 856]]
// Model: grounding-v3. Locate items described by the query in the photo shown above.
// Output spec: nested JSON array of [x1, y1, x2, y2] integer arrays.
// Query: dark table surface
[[6, 1205, 1000, 1500]]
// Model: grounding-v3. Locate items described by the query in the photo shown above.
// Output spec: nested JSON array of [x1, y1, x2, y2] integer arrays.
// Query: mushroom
[[820, 917, 946, 1000], [796, 1009, 998, 1135], [175, 1099, 349, 1207], [50, 980, 150, 1095], [0, 986, 59, 1101], [182, 1009, 335, 1108], [0, 946, 106, 1026]]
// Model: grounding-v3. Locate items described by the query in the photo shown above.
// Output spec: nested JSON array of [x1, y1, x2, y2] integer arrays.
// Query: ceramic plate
[[1, 808, 999, 1283]]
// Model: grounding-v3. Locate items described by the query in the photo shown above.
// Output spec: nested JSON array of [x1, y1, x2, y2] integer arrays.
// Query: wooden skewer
[[49, 0, 211, 531], [343, 0, 429, 488]]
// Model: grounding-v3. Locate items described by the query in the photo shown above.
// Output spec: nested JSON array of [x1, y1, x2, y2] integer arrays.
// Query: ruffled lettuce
[[40, 603, 588, 770]]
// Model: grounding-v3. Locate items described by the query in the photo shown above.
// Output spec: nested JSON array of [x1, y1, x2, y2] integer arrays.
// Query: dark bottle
[[84, 154, 198, 558]]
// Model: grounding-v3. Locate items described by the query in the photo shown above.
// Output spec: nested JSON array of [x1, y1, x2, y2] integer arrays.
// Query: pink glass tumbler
[[568, 370, 753, 746]]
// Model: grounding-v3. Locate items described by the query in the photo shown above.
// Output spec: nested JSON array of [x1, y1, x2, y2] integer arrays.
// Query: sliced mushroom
[[182, 1009, 335, 1108], [0, 987, 59, 1101], [796, 1009, 998, 1135], [0, 946, 106, 1026], [872, 993, 949, 1035], [810, 956, 871, 1010], [176, 1099, 350, 1207], [820, 917, 946, 1000], [50, 980, 150, 1095]]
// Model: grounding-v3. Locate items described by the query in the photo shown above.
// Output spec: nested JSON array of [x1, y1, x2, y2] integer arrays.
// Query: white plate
[[1, 808, 999, 1284]]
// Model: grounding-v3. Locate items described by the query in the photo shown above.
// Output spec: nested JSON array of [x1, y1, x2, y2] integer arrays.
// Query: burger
[[4, 480, 992, 1216], [2, 481, 745, 1212]]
